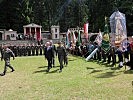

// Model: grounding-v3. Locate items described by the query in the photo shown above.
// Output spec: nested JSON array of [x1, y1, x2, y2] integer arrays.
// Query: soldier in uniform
[[31, 44, 35, 56], [107, 46, 116, 66], [39, 45, 43, 55], [97, 46, 102, 61], [26, 44, 31, 56], [17, 44, 22, 56], [56, 41, 66, 72], [102, 50, 107, 62], [17, 44, 21, 56], [35, 44, 39, 56], [0, 44, 15, 76], [13, 45, 18, 57], [22, 44, 26, 56]]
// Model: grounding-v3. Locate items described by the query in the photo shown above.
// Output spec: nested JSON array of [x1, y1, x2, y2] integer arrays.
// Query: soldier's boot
[[59, 66, 63, 73], [8, 65, 15, 72], [0, 73, 5, 76], [11, 69, 15, 72], [0, 70, 6, 76]]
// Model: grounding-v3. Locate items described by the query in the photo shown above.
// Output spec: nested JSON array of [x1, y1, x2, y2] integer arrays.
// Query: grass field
[[0, 55, 133, 100]]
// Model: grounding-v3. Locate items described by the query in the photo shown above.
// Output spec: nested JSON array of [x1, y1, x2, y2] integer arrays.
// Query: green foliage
[[0, 0, 132, 33]]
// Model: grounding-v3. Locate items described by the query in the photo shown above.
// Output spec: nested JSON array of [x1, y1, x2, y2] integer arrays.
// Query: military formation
[[0, 43, 45, 57]]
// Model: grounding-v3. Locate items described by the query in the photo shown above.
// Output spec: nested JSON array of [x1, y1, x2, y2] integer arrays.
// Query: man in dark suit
[[50, 40, 57, 67], [44, 42, 54, 72]]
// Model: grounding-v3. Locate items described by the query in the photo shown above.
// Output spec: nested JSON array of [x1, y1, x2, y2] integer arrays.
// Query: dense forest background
[[0, 0, 132, 35]]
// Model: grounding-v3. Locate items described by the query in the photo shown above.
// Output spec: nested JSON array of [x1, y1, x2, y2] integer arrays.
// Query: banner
[[101, 17, 110, 53], [110, 11, 127, 47], [77, 29, 82, 45], [72, 31, 77, 44], [66, 29, 71, 48], [94, 30, 102, 46], [84, 23, 89, 40]]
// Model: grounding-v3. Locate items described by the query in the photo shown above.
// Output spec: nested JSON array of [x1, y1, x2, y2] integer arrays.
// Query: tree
[[0, 0, 132, 33]]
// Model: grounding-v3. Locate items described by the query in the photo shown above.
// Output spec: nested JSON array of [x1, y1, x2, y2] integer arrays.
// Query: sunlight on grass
[[0, 55, 133, 100]]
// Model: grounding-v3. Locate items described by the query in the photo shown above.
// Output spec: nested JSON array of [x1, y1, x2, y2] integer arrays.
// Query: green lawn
[[0, 55, 133, 100]]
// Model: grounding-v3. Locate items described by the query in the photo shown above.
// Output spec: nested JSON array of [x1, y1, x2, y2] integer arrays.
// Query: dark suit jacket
[[44, 46, 54, 59]]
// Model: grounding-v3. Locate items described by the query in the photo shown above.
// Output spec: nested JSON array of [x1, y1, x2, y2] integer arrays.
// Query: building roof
[[8, 29, 13, 31], [51, 25, 60, 28], [23, 23, 42, 28]]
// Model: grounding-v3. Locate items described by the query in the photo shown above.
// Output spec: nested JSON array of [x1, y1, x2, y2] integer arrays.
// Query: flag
[[66, 29, 71, 48], [94, 29, 102, 46], [72, 31, 77, 44], [78, 29, 82, 45], [115, 18, 127, 46], [101, 17, 110, 53], [110, 11, 127, 47], [84, 23, 89, 40]]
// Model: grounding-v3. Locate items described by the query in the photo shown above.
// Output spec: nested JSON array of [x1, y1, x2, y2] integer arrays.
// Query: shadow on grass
[[68, 59, 78, 61], [124, 70, 133, 74], [86, 67, 94, 70], [98, 62, 115, 68], [46, 69, 59, 74], [95, 71, 118, 78], [33, 69, 47, 74], [38, 66, 47, 68], [86, 59, 97, 62], [38, 65, 60, 69], [89, 69, 103, 74], [110, 67, 121, 70], [33, 65, 60, 74], [86, 60, 115, 68], [67, 56, 78, 61], [53, 66, 60, 68]]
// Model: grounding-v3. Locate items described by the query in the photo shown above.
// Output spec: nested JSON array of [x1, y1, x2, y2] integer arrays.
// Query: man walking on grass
[[56, 41, 66, 72], [50, 40, 57, 68], [0, 44, 15, 76], [44, 42, 54, 72]]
